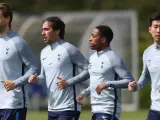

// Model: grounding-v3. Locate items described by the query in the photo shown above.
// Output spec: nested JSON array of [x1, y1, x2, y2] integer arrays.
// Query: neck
[[0, 26, 9, 35], [155, 41, 160, 45], [48, 38, 61, 45], [97, 44, 109, 52]]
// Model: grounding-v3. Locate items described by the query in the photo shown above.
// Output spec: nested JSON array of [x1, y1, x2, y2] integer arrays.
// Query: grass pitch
[[27, 109, 148, 120]]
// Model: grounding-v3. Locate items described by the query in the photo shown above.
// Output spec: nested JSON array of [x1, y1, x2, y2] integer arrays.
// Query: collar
[[50, 42, 58, 50], [0, 30, 12, 41], [154, 43, 160, 50], [97, 46, 111, 56], [50, 40, 60, 50], [0, 34, 7, 38], [0, 30, 12, 37], [0, 31, 13, 42]]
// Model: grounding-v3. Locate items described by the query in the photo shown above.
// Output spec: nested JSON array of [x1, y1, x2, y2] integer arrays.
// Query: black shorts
[[0, 108, 27, 120], [147, 109, 160, 120], [92, 113, 118, 120], [48, 110, 80, 120]]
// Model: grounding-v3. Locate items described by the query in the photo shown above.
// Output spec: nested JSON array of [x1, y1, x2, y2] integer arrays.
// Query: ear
[[149, 26, 151, 34], [5, 16, 10, 23], [101, 37, 106, 43], [55, 29, 60, 35]]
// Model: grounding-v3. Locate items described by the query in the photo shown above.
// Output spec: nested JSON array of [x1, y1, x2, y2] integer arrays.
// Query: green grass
[[121, 110, 148, 120], [27, 109, 148, 120]]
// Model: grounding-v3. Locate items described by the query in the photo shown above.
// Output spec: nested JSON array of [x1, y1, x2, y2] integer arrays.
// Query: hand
[[28, 74, 38, 83], [57, 76, 68, 90], [76, 94, 84, 105], [128, 81, 137, 92], [4, 80, 16, 91], [96, 82, 108, 95]]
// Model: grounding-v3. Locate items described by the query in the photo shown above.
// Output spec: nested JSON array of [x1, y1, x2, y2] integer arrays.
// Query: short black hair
[[43, 16, 65, 39], [0, 3, 13, 29], [96, 25, 113, 42], [149, 12, 160, 26]]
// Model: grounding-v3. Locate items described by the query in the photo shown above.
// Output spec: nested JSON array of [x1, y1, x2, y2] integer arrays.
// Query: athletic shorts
[[92, 113, 118, 120], [48, 110, 80, 120], [0, 108, 27, 120], [146, 109, 160, 120]]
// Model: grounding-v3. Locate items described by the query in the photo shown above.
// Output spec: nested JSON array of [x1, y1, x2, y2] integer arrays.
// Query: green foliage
[[138, 30, 152, 108], [139, 84, 151, 108]]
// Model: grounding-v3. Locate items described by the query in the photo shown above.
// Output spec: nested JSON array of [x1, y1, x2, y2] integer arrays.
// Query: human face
[[41, 21, 57, 44], [89, 28, 104, 51], [0, 11, 8, 33], [149, 20, 160, 44]]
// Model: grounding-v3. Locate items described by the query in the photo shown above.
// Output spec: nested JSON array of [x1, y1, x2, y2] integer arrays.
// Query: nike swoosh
[[43, 57, 47, 60]]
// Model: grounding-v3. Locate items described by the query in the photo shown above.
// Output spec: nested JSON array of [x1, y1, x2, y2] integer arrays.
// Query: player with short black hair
[[128, 12, 160, 120], [76, 25, 134, 120]]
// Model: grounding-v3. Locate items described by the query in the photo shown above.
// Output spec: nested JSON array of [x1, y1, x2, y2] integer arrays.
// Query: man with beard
[[28, 17, 89, 120], [0, 3, 39, 120]]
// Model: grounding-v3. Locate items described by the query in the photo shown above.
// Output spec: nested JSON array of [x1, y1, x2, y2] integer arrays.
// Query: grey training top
[[135, 44, 160, 111], [0, 30, 39, 109], [82, 46, 134, 119], [38, 40, 89, 112]]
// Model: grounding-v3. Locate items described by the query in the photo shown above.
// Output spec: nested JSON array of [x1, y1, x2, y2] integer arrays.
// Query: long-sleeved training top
[[81, 46, 134, 119], [135, 43, 160, 111], [38, 40, 89, 112], [0, 30, 39, 109]]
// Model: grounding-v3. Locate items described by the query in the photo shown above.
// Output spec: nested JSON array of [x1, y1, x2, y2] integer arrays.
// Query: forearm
[[67, 70, 89, 86], [15, 64, 39, 87], [14, 37, 40, 87], [107, 79, 133, 88], [136, 73, 150, 91]]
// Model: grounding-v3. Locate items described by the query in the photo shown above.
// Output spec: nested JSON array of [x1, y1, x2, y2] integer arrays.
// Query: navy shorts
[[147, 109, 160, 120], [0, 108, 27, 120], [92, 113, 118, 120], [48, 110, 80, 120]]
